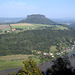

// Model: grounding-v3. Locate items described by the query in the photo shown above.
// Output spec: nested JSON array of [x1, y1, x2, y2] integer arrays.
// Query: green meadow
[[10, 23, 68, 30], [0, 23, 68, 34], [0, 54, 40, 71]]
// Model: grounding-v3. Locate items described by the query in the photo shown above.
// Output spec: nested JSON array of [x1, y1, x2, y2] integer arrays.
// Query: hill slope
[[0, 29, 75, 56], [18, 14, 57, 25]]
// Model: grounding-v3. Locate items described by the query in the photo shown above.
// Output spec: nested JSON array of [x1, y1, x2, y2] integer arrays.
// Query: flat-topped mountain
[[18, 14, 57, 25]]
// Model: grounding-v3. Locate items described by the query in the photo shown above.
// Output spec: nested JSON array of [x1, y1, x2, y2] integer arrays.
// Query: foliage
[[39, 55, 52, 63], [46, 57, 73, 75], [16, 59, 43, 75], [0, 29, 75, 56], [49, 46, 57, 53]]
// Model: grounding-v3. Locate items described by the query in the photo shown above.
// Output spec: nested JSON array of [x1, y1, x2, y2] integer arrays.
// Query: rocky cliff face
[[27, 14, 45, 18]]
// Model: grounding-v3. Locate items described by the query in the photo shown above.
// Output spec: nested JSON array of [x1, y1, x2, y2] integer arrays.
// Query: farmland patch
[[0, 25, 10, 29], [10, 23, 34, 26]]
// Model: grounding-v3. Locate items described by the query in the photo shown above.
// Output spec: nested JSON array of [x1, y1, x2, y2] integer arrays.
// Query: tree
[[17, 59, 43, 75], [46, 57, 73, 75]]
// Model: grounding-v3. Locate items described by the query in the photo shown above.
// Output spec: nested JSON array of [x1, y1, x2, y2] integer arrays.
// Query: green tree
[[46, 57, 72, 75], [17, 59, 43, 75]]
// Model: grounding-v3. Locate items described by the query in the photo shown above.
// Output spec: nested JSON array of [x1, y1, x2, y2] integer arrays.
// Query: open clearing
[[10, 23, 34, 26], [10, 23, 36, 29], [0, 54, 40, 70], [0, 23, 68, 34], [10, 23, 68, 30], [0, 25, 10, 29], [0, 23, 68, 31], [0, 54, 34, 61]]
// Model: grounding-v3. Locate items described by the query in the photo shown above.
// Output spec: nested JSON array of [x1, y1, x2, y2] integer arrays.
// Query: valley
[[0, 14, 75, 75]]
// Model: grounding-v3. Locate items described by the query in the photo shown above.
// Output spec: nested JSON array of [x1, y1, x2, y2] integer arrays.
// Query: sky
[[0, 0, 75, 18]]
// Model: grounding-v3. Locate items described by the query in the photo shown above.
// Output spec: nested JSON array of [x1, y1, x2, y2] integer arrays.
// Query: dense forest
[[0, 28, 75, 56]]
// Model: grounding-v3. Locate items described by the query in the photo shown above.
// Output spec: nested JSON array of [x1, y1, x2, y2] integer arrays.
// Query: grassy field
[[56, 25, 68, 30], [10, 23, 34, 26], [10, 23, 35, 29], [0, 23, 68, 35], [10, 23, 51, 29], [0, 60, 23, 70], [0, 23, 68, 34], [10, 23, 68, 30], [0, 54, 40, 71], [0, 54, 34, 61], [0, 25, 10, 30]]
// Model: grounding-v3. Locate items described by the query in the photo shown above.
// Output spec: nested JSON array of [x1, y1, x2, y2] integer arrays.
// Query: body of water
[[0, 52, 75, 75], [68, 52, 75, 68]]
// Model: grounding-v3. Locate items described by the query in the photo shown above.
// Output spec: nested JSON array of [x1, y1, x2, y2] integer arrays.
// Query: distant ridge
[[0, 18, 25, 23], [18, 14, 57, 25]]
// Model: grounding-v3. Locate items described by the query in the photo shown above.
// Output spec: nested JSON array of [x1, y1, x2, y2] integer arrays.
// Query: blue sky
[[0, 0, 75, 18]]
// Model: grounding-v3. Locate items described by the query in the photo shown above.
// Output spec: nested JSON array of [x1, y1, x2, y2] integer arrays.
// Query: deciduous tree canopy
[[46, 57, 74, 75], [17, 59, 43, 75], [0, 29, 75, 56]]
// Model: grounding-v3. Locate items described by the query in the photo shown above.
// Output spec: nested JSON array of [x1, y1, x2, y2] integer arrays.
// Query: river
[[0, 52, 75, 75], [68, 52, 75, 68], [0, 68, 21, 75]]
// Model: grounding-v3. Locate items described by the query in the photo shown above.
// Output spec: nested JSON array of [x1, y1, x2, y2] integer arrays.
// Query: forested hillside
[[0, 29, 75, 56]]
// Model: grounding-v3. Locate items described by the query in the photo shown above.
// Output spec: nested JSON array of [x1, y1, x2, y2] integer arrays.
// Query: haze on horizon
[[0, 0, 75, 18]]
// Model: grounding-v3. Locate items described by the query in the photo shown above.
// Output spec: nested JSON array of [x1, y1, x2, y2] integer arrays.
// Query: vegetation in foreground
[[16, 59, 43, 75], [5, 56, 75, 75], [0, 48, 74, 71], [46, 57, 74, 75]]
